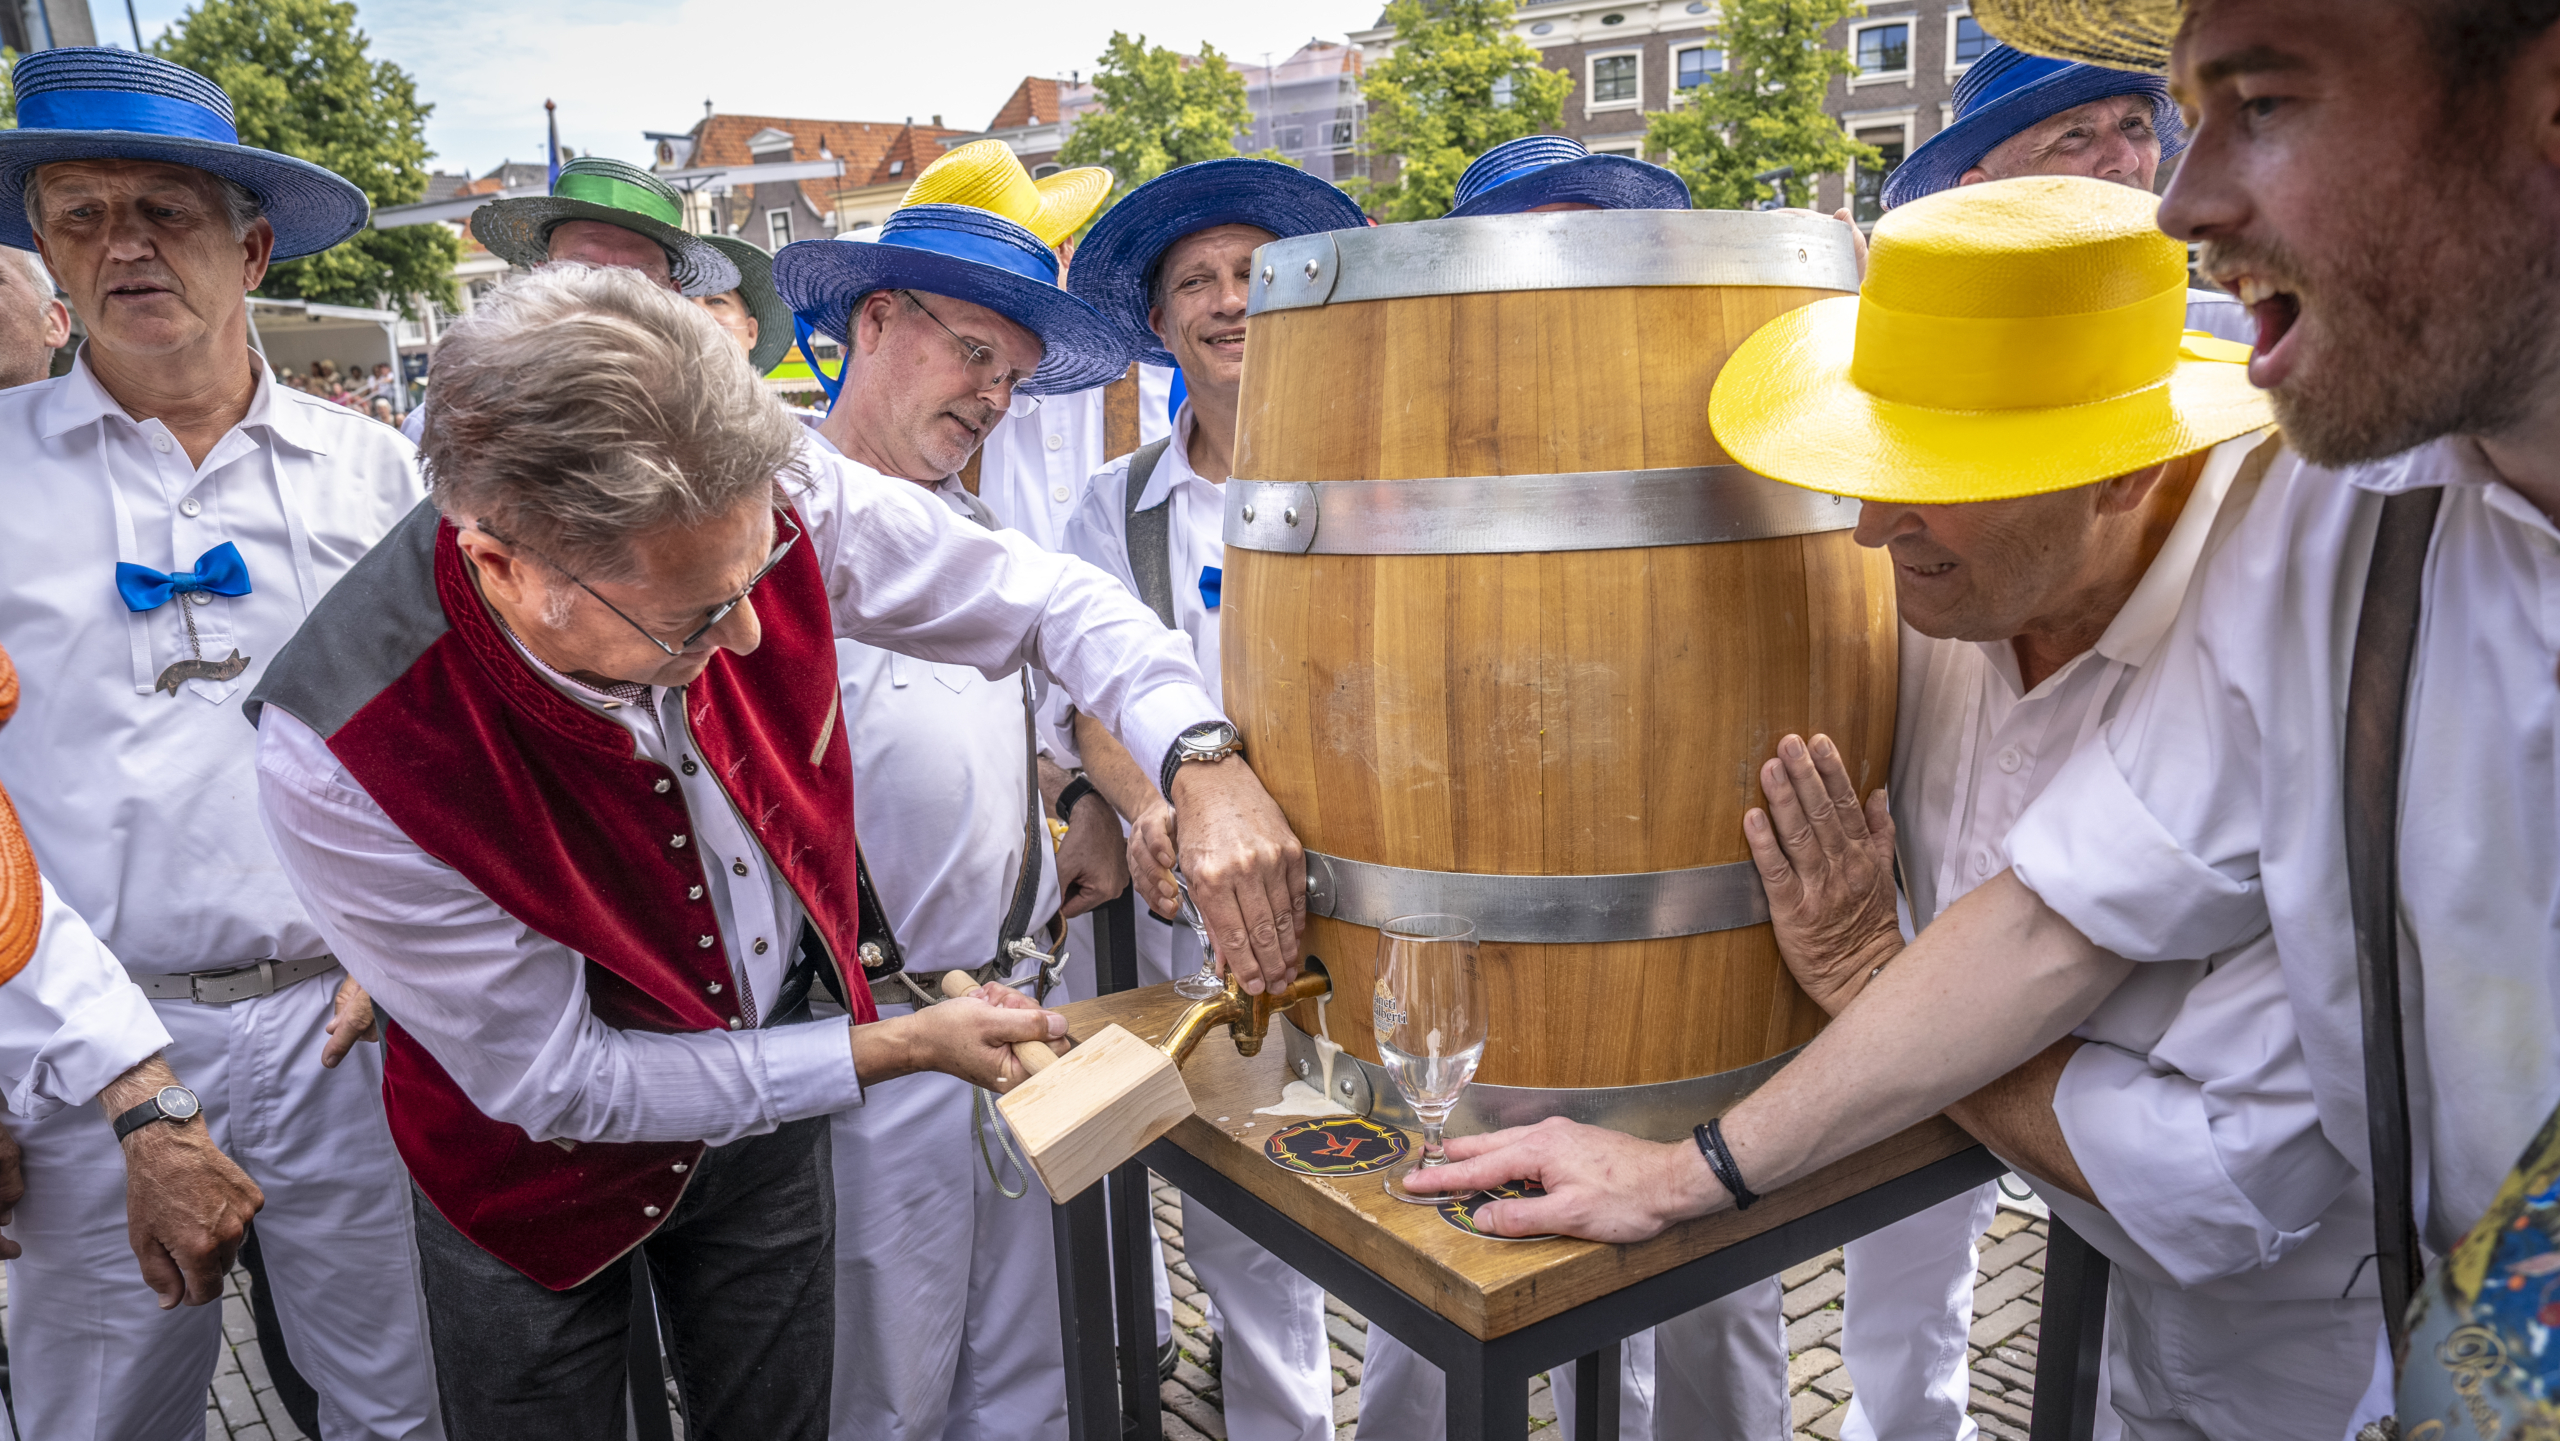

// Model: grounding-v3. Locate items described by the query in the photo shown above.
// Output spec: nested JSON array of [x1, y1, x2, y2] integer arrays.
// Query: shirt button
[[753, 938, 769, 955], [1997, 747, 2024, 774], [1045, 434, 1064, 452], [681, 758, 699, 775], [1051, 484, 1072, 503], [733, 860, 748, 876], [653, 778, 672, 794], [697, 934, 715, 949], [178, 497, 202, 518], [727, 1017, 744, 1030], [670, 834, 688, 849], [188, 590, 212, 606], [643, 1205, 661, 1218], [152, 433, 172, 454], [707, 981, 723, 993]]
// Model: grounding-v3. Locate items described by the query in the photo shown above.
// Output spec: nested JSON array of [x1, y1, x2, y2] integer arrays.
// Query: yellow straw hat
[[1970, 0, 2182, 72], [901, 139, 1114, 247], [1708, 175, 2271, 505]]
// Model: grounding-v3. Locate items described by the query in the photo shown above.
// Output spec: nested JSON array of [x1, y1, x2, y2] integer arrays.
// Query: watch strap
[[1055, 773, 1104, 826], [112, 1093, 181, 1142]]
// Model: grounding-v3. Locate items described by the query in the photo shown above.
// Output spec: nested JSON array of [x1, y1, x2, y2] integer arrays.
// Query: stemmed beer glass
[[1373, 914, 1486, 1203], [1170, 870, 1229, 1000]]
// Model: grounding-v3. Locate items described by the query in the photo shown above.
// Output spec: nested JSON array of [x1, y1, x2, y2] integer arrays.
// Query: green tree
[[1356, 0, 1573, 222], [1058, 32, 1278, 207], [1644, 0, 1876, 211], [2, 46, 22, 128], [155, 0, 458, 316]]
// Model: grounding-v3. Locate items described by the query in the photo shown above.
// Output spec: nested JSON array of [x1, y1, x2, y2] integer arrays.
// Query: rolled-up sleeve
[[255, 707, 865, 1146], [801, 445, 1215, 797], [0, 877, 171, 1119], [2054, 936, 2359, 1287]]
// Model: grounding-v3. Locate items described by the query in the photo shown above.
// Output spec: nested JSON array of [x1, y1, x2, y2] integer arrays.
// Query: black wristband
[[1054, 773, 1104, 825], [1693, 1117, 1759, 1211]]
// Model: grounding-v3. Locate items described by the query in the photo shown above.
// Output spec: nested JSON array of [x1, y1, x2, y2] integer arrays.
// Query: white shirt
[[1047, 402, 1227, 767], [836, 475, 1062, 984], [2184, 289, 2254, 347], [0, 876, 171, 1120], [2009, 433, 2560, 1256], [0, 352, 422, 972], [254, 433, 1223, 1148], [1894, 431, 2366, 1296], [972, 365, 1174, 553]]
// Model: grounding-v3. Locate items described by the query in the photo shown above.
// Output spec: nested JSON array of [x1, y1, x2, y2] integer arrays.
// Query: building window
[[1277, 124, 1306, 150], [1851, 125, 1908, 224], [1590, 52, 1640, 106], [1324, 120, 1356, 146], [1950, 13, 1990, 67], [1677, 45, 1723, 89], [887, 159, 904, 176], [1854, 22, 1912, 78], [767, 209, 793, 250], [1493, 71, 1516, 107]]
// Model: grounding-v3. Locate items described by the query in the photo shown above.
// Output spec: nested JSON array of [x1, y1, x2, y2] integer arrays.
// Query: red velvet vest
[[249, 500, 871, 1290]]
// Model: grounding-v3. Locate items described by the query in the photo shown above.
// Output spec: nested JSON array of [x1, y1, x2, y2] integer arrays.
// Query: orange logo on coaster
[[1263, 1117, 1410, 1176]]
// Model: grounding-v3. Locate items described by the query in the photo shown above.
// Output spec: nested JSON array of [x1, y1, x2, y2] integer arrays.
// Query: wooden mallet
[[940, 971, 1194, 1202]]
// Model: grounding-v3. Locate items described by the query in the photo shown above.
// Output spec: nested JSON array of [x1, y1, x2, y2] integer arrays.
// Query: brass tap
[[1159, 958, 1332, 1064]]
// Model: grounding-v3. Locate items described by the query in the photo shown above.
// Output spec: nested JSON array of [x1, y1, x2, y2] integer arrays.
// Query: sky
[[114, 0, 1393, 178]]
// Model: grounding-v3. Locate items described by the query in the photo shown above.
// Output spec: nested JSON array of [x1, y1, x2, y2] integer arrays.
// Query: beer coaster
[[1262, 1117, 1410, 1176], [1436, 1180, 1561, 1242]]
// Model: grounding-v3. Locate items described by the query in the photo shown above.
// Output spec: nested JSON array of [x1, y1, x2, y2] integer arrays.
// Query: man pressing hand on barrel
[[1047, 159, 1365, 1441], [1425, 177, 2391, 1440]]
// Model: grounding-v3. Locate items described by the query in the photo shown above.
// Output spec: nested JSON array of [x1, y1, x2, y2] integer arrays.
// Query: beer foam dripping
[[1254, 991, 1351, 1118]]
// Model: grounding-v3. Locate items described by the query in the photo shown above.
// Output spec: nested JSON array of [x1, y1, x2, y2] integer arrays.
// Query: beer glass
[[1374, 914, 1486, 1204], [1170, 870, 1228, 1000]]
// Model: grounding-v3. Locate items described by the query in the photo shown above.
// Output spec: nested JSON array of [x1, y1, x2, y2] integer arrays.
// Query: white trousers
[[2101, 1269, 2380, 1441], [2, 971, 440, 1441], [1360, 1278, 1785, 1440], [829, 1012, 1068, 1441], [1839, 1183, 1998, 1441]]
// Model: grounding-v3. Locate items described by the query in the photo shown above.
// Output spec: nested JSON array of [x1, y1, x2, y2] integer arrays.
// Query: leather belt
[[133, 955, 339, 1005]]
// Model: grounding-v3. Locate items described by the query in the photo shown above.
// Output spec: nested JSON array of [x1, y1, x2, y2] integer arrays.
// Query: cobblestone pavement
[[46, 1178, 2047, 1439]]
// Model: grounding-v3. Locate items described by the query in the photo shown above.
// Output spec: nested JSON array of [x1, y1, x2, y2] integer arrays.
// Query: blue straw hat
[[1067, 158, 1367, 369], [0, 48, 369, 261], [772, 203, 1130, 399], [1880, 45, 2183, 210], [1444, 135, 1692, 219]]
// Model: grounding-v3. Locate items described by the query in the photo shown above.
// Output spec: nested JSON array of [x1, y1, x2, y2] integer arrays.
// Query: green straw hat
[[699, 234, 794, 375], [470, 156, 740, 297]]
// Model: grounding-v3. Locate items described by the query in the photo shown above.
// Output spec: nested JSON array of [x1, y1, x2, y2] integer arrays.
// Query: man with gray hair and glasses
[[252, 238, 1300, 1436], [0, 46, 442, 1441], [0, 247, 70, 389]]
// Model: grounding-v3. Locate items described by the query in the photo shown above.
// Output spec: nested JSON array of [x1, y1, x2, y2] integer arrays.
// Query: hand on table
[[1405, 1117, 1726, 1243], [1743, 733, 1905, 1016], [101, 1059, 263, 1309], [1164, 756, 1306, 997], [320, 974, 381, 1068]]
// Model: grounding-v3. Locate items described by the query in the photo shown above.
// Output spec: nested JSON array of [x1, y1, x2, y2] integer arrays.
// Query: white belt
[[133, 955, 339, 1005]]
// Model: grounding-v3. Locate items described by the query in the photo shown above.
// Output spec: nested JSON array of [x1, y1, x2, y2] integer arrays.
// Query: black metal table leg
[[1573, 1340, 1622, 1439], [1056, 1181, 1124, 1441], [626, 1252, 675, 1441], [2028, 1214, 2110, 1441], [1446, 1344, 1531, 1441]]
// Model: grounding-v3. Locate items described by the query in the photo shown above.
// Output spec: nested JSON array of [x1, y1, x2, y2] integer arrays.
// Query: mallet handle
[[939, 970, 1057, 1075]]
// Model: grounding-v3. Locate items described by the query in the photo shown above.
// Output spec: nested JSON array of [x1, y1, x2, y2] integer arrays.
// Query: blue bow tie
[[116, 543, 253, 612], [1199, 565, 1222, 612]]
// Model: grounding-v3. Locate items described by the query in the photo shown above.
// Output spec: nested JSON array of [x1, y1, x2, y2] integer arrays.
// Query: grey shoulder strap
[[1122, 438, 1178, 630], [2346, 483, 2443, 1363]]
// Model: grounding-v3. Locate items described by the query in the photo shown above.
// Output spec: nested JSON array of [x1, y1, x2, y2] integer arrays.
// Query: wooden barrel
[[1223, 209, 1892, 1131]]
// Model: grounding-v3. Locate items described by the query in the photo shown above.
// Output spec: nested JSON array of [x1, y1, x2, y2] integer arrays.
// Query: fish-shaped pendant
[[154, 649, 249, 696]]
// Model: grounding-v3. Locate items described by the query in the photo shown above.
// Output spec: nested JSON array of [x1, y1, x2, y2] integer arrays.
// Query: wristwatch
[[1159, 721, 1245, 798], [111, 1085, 202, 1142], [1054, 771, 1106, 828]]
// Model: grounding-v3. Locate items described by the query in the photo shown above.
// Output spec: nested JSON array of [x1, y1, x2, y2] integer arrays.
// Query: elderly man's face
[[694, 289, 760, 356], [1963, 94, 2162, 191], [2160, 0, 2560, 465], [28, 159, 270, 361], [1148, 224, 1272, 398], [850, 287, 1043, 478], [546, 221, 676, 289], [0, 248, 71, 390], [1853, 463, 2176, 644]]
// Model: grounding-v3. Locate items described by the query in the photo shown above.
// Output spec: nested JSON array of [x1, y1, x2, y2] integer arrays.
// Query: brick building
[[642, 108, 974, 248]]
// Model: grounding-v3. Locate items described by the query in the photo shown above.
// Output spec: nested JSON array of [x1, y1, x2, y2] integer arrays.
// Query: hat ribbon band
[[552, 171, 684, 228], [880, 225, 1058, 285], [16, 88, 239, 146], [1850, 286, 2190, 411]]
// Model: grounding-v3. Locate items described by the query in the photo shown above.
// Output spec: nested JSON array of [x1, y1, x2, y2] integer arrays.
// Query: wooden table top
[[1060, 983, 1982, 1342]]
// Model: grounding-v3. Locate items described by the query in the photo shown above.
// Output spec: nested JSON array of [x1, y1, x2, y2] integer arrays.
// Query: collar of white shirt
[[1132, 401, 1205, 514], [2344, 433, 2559, 544], [38, 346, 339, 458]]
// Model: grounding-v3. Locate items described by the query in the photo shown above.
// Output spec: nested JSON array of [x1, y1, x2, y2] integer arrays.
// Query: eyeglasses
[[899, 290, 1039, 398], [478, 510, 801, 658]]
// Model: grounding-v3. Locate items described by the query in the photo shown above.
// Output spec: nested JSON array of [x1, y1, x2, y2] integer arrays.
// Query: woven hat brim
[[1032, 168, 1115, 246], [1971, 0, 2184, 72], [1067, 159, 1367, 369], [1708, 295, 2276, 504], [771, 239, 1132, 397], [1881, 66, 2181, 210], [0, 130, 370, 261], [1444, 154, 1694, 219], [701, 235, 794, 374], [470, 198, 741, 298]]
